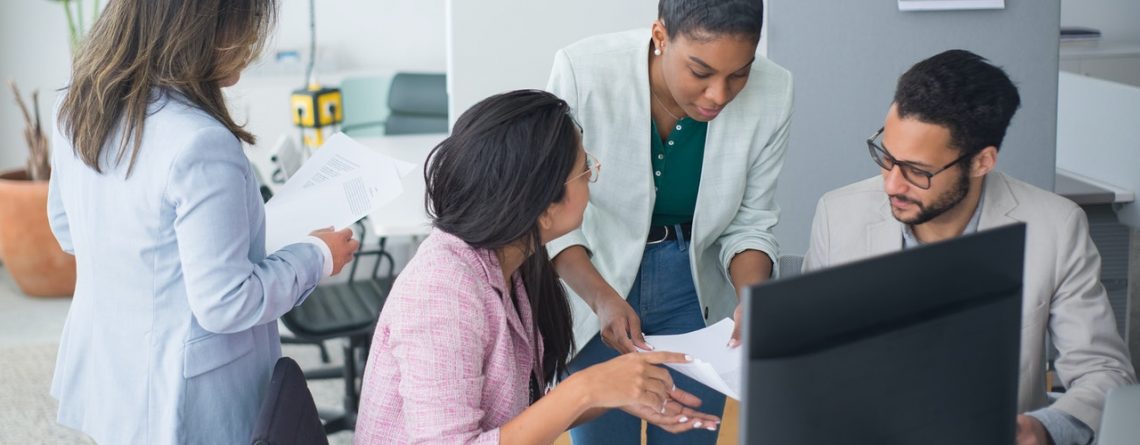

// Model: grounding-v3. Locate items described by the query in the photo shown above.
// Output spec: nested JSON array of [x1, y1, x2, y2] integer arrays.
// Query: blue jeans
[[567, 231, 726, 445]]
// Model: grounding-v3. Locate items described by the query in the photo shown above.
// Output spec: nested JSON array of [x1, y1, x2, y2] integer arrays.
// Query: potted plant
[[0, 1, 102, 296]]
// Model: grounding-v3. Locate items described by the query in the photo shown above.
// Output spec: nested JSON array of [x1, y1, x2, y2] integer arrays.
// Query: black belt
[[646, 223, 693, 244]]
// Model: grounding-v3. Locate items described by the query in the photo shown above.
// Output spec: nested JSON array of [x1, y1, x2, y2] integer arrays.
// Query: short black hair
[[894, 49, 1021, 156], [658, 0, 764, 42]]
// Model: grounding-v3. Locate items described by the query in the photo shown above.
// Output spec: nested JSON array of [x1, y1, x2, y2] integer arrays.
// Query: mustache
[[889, 194, 921, 206]]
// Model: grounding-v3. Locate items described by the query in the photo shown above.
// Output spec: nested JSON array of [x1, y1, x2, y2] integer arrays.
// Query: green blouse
[[650, 116, 708, 226]]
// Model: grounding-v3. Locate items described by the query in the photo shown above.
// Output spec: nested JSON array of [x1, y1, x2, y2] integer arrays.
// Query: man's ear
[[971, 146, 998, 178]]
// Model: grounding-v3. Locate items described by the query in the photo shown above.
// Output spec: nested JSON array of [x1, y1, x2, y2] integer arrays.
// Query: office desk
[[1056, 169, 1135, 206], [358, 134, 448, 237]]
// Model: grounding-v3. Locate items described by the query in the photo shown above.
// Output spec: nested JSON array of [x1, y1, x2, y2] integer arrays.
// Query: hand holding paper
[[642, 318, 742, 400], [264, 133, 415, 254]]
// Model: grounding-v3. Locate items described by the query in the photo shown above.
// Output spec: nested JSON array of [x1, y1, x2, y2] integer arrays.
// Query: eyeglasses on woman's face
[[566, 151, 601, 185]]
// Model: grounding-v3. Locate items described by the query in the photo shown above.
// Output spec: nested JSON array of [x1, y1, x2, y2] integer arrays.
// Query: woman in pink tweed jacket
[[354, 90, 721, 444]]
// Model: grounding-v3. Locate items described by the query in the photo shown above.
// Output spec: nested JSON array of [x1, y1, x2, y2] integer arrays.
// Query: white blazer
[[803, 172, 1135, 432], [546, 29, 794, 350], [48, 91, 325, 444]]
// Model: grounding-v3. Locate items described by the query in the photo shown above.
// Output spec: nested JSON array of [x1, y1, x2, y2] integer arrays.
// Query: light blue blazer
[[47, 90, 324, 444]]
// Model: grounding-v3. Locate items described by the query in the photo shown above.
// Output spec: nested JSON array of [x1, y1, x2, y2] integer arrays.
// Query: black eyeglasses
[[866, 127, 973, 190]]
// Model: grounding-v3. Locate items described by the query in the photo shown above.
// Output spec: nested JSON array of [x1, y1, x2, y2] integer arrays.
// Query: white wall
[[1061, 0, 1140, 42], [0, 1, 73, 172], [446, 0, 659, 124], [268, 0, 446, 75]]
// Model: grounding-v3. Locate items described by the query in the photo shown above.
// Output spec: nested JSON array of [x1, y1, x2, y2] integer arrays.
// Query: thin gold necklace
[[651, 86, 683, 122]]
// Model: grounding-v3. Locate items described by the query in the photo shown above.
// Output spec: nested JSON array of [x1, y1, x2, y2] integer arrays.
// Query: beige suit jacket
[[803, 172, 1135, 432]]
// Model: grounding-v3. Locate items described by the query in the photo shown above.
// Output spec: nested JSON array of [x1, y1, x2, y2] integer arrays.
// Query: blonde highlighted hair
[[59, 0, 277, 176]]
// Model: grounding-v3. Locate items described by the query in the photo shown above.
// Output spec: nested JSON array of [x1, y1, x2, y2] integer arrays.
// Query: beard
[[890, 168, 971, 226]]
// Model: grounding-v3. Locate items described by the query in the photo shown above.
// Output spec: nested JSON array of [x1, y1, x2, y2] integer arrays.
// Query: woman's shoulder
[[559, 28, 647, 62], [386, 230, 502, 309], [146, 91, 244, 165]]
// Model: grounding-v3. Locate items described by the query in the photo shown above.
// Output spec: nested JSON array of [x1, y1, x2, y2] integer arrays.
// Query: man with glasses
[[803, 50, 1134, 445]]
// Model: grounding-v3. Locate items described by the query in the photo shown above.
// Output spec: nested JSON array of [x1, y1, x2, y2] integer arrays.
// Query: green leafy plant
[[49, 0, 103, 52]]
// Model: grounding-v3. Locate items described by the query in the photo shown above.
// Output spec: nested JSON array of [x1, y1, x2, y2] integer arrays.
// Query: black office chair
[[280, 221, 396, 434], [250, 357, 329, 445], [250, 160, 396, 433]]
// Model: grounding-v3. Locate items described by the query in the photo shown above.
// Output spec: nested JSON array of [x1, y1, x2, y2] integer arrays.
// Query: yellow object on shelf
[[290, 82, 344, 148]]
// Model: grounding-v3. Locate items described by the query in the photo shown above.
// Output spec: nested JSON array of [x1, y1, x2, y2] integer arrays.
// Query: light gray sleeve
[[1026, 406, 1093, 445], [1047, 205, 1136, 431]]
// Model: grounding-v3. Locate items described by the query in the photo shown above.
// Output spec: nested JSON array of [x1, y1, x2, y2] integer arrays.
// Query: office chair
[[280, 221, 396, 434], [339, 74, 393, 138], [250, 357, 329, 445], [250, 159, 396, 433], [1098, 384, 1140, 445], [384, 72, 448, 135], [776, 254, 804, 279]]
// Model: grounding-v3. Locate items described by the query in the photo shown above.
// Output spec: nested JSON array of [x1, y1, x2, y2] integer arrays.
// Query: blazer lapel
[[475, 249, 531, 351], [978, 172, 1021, 230]]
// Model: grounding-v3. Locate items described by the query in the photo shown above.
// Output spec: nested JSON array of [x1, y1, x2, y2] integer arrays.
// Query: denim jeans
[[567, 229, 726, 445]]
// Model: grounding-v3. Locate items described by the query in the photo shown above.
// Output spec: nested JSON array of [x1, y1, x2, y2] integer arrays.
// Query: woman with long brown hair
[[48, 1, 358, 442]]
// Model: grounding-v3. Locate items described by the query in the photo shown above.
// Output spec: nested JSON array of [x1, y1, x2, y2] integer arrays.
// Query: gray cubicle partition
[[767, 1, 1061, 255]]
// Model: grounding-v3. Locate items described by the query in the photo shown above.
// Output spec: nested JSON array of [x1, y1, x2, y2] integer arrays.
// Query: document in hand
[[264, 133, 415, 254], [643, 318, 742, 400]]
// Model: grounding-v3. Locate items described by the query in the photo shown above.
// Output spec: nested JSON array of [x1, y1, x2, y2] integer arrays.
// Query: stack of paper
[[643, 318, 742, 400], [264, 133, 415, 254]]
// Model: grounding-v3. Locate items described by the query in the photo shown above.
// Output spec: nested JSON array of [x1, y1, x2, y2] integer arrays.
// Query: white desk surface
[[1060, 40, 1140, 60], [359, 133, 447, 238]]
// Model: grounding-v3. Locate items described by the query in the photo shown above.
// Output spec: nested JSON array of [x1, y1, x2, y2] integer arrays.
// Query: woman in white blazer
[[546, 1, 792, 443], [48, 1, 357, 443]]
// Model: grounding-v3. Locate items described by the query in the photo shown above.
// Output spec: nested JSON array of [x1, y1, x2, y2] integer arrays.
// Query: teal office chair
[[384, 72, 448, 135], [339, 74, 392, 138], [777, 254, 804, 279]]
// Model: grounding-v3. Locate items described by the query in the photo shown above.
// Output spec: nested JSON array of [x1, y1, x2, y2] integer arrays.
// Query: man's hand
[[1015, 414, 1053, 445]]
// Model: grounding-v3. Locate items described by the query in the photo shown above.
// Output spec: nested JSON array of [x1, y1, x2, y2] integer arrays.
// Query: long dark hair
[[425, 90, 579, 386]]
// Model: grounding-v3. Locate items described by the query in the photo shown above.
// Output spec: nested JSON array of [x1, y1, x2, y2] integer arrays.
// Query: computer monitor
[[741, 223, 1026, 445]]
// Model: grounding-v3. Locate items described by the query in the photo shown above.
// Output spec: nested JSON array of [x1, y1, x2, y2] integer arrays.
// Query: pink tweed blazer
[[354, 230, 544, 444]]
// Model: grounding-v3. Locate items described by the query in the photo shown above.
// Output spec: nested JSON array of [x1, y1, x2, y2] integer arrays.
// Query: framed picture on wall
[[898, 0, 1005, 11]]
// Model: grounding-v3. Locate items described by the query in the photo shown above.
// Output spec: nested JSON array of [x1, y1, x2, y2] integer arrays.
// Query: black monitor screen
[[741, 224, 1025, 445]]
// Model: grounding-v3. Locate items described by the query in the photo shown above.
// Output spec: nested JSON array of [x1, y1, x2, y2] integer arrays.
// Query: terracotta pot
[[0, 169, 76, 297]]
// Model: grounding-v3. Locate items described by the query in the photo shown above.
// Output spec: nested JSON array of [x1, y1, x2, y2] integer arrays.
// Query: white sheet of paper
[[264, 133, 415, 254], [643, 318, 742, 400]]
